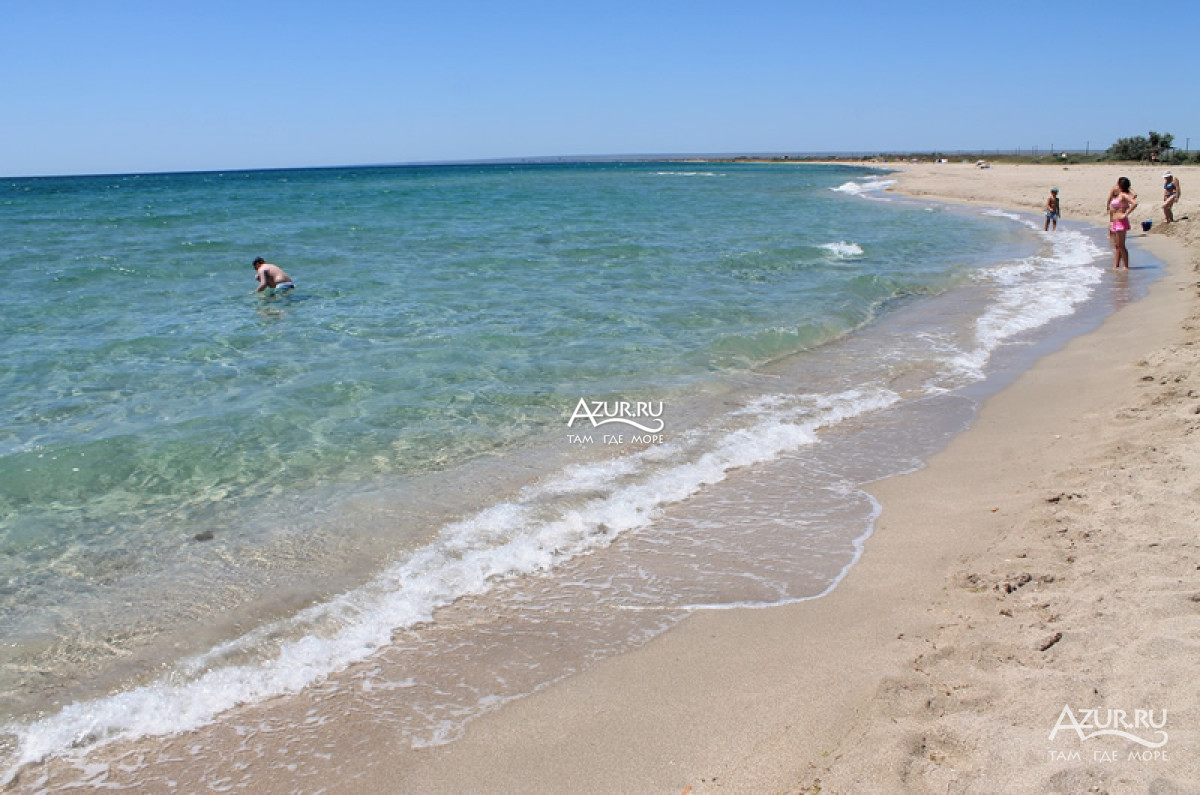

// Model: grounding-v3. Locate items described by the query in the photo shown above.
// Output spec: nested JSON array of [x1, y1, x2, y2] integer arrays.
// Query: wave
[[0, 186, 1115, 784], [0, 386, 900, 783], [983, 207, 1040, 231], [831, 177, 896, 200], [819, 241, 864, 259], [948, 225, 1106, 381]]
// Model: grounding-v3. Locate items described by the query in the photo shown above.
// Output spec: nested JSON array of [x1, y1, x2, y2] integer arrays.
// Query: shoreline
[[366, 163, 1199, 792], [5, 163, 1195, 793]]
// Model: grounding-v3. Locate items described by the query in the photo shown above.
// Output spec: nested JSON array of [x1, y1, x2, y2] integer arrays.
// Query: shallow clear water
[[0, 162, 1127, 785]]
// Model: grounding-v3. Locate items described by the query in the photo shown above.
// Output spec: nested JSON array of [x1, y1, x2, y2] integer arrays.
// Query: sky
[[3, 0, 1198, 177]]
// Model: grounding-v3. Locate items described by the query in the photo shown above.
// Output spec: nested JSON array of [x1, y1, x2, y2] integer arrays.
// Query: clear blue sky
[[4, 0, 1198, 177]]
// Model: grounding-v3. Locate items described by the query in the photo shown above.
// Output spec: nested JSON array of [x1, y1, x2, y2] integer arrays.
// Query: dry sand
[[10, 163, 1193, 794], [367, 163, 1200, 793]]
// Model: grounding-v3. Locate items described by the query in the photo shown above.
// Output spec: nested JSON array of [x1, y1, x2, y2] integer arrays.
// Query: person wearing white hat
[[1162, 171, 1181, 223]]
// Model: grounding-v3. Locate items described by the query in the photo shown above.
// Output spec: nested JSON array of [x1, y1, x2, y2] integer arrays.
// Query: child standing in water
[[1044, 187, 1061, 231]]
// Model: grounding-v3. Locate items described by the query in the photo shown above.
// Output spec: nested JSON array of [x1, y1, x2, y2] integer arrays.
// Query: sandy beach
[[5, 162, 1196, 795], [360, 162, 1200, 793]]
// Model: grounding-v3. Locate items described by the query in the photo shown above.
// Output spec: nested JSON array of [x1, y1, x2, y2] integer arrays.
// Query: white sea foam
[[831, 177, 896, 200], [1, 164, 1129, 788], [0, 386, 901, 783], [985, 206, 1077, 237], [819, 241, 864, 259], [983, 208, 1036, 229], [951, 227, 1105, 379]]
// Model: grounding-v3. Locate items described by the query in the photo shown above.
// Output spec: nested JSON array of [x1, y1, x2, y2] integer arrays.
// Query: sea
[[0, 161, 1152, 789]]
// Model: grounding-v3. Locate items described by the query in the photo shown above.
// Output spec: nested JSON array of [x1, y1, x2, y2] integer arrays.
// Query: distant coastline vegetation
[[745, 131, 1197, 166]]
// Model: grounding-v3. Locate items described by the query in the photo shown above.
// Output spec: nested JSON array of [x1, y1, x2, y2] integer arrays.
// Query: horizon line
[[3, 148, 1105, 181]]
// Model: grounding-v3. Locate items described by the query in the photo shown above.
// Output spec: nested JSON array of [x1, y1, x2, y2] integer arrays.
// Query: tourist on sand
[[1162, 171, 1181, 223], [1044, 188, 1061, 231], [1107, 177, 1138, 270], [252, 257, 296, 293]]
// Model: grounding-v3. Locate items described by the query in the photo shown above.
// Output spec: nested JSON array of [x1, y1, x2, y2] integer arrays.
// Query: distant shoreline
[[5, 150, 1176, 180]]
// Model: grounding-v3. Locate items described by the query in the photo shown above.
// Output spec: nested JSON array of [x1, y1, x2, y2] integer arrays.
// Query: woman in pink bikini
[[1106, 177, 1138, 270]]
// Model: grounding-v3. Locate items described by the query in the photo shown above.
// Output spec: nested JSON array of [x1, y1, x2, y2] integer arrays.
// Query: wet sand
[[8, 162, 1196, 794], [365, 163, 1200, 792]]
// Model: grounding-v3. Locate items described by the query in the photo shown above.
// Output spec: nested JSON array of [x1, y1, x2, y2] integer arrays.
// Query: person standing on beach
[[1044, 188, 1061, 231], [253, 257, 296, 293], [1107, 177, 1138, 270], [1162, 171, 1181, 223]]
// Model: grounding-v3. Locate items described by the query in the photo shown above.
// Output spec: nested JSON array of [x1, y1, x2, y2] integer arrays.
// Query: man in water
[[252, 257, 296, 293]]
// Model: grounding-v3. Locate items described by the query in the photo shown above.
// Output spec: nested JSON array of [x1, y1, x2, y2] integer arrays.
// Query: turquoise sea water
[[0, 162, 1125, 786]]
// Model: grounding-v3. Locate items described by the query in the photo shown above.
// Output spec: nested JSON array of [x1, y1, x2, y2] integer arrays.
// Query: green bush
[[1105, 131, 1177, 162], [1107, 136, 1151, 160]]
